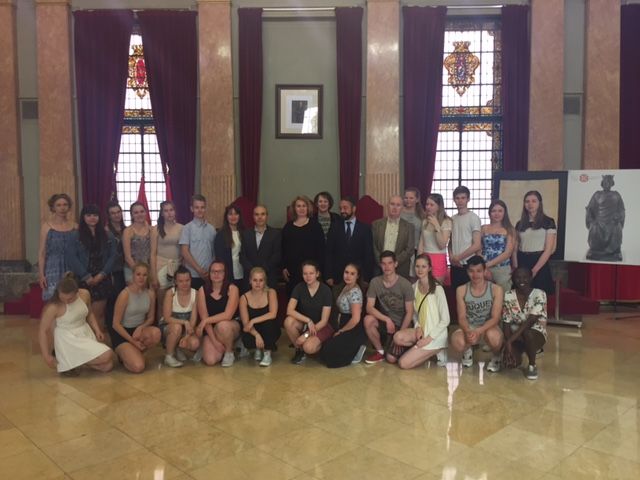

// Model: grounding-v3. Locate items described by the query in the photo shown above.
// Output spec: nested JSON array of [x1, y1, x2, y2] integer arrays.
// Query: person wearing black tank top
[[239, 267, 280, 367], [196, 260, 240, 367]]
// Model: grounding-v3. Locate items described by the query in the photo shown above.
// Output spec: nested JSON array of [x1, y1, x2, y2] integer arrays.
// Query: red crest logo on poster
[[579, 174, 589, 182]]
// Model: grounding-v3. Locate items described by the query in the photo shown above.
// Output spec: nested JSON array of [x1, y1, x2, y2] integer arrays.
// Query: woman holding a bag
[[388, 254, 450, 369]]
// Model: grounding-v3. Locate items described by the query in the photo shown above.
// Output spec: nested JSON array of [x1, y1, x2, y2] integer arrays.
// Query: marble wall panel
[[0, 0, 25, 259], [528, 0, 564, 171], [198, 0, 235, 227], [365, 0, 400, 204], [36, 0, 76, 220], [583, 0, 620, 169]]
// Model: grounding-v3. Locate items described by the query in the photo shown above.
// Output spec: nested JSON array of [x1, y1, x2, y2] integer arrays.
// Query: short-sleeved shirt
[[179, 219, 216, 278], [502, 288, 547, 338], [291, 282, 333, 323], [366, 275, 414, 327], [336, 286, 363, 314], [421, 218, 452, 254], [451, 211, 481, 263], [516, 217, 556, 253]]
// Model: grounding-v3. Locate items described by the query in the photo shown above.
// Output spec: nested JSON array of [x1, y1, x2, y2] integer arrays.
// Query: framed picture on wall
[[276, 84, 323, 139]]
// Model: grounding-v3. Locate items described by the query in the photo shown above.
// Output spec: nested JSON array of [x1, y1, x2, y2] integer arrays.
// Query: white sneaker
[[254, 349, 263, 361], [259, 351, 272, 367], [352, 345, 367, 364], [487, 355, 501, 373], [462, 348, 473, 367], [221, 351, 235, 367], [164, 354, 184, 368], [436, 350, 448, 367], [192, 347, 203, 363], [175, 348, 187, 363]]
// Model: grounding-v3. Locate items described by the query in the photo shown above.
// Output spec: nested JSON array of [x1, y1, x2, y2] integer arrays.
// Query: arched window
[[431, 17, 502, 223], [116, 30, 166, 225]]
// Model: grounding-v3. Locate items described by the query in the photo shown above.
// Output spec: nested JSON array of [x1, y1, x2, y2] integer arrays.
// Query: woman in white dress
[[39, 273, 113, 375], [389, 254, 450, 369]]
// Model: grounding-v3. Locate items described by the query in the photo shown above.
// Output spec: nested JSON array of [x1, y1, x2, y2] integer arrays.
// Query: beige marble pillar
[[198, 0, 235, 228], [365, 0, 400, 204], [528, 0, 564, 171], [0, 0, 24, 260], [583, 0, 620, 169], [36, 0, 76, 220]]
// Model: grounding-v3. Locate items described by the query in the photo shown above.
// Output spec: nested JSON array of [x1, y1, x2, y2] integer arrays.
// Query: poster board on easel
[[564, 170, 640, 266], [493, 171, 567, 261]]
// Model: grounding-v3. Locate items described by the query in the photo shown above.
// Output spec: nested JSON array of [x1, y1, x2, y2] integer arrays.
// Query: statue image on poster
[[585, 175, 625, 262]]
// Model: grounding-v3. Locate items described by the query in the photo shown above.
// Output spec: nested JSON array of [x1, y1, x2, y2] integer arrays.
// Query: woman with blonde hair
[[111, 262, 161, 373], [388, 254, 450, 369], [417, 193, 452, 283], [239, 267, 280, 367]]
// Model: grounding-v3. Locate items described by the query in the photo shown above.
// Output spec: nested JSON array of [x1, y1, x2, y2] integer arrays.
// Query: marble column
[[583, 0, 620, 169], [365, 0, 400, 205], [528, 0, 564, 171], [36, 0, 76, 220], [0, 0, 24, 260], [198, 0, 235, 228]]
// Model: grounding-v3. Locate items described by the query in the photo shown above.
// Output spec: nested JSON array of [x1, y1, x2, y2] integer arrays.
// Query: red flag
[[136, 175, 152, 224], [164, 172, 173, 201]]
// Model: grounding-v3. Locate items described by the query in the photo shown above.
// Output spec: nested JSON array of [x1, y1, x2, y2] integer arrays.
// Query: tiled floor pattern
[[0, 312, 639, 479]]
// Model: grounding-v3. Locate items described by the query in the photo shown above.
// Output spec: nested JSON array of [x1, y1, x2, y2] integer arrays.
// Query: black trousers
[[451, 266, 469, 290], [241, 320, 281, 351]]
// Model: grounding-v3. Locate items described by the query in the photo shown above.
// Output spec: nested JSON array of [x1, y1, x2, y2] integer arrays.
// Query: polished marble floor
[[0, 312, 639, 479]]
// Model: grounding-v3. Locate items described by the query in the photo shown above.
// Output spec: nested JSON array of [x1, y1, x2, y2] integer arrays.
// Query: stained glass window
[[115, 32, 166, 225], [431, 18, 502, 224]]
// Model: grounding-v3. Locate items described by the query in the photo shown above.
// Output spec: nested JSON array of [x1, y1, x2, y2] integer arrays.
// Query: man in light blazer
[[240, 205, 282, 288], [325, 196, 374, 284], [372, 195, 415, 279]]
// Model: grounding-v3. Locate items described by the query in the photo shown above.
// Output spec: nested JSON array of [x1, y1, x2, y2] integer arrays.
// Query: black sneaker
[[291, 349, 306, 365]]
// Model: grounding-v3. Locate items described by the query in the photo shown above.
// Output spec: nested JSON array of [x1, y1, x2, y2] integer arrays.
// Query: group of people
[[38, 186, 555, 379]]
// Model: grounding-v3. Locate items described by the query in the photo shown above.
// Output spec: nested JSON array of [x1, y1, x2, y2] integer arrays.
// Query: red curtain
[[336, 7, 363, 199], [238, 8, 263, 204], [402, 6, 446, 196], [501, 5, 531, 172], [74, 10, 134, 214], [137, 11, 198, 224], [620, 4, 640, 169]]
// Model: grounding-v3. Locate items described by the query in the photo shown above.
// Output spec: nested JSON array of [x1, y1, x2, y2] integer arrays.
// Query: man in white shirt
[[449, 186, 482, 289]]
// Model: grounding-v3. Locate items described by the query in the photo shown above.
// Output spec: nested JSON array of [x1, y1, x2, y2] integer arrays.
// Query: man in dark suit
[[371, 195, 415, 279], [240, 205, 282, 288], [325, 196, 374, 285]]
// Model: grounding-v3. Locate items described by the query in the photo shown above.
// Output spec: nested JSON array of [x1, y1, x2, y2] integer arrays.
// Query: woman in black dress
[[281, 195, 325, 296]]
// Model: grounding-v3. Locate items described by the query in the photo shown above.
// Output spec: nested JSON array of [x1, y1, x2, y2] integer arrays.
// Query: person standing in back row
[[449, 186, 482, 290], [372, 196, 415, 279], [179, 194, 216, 291]]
